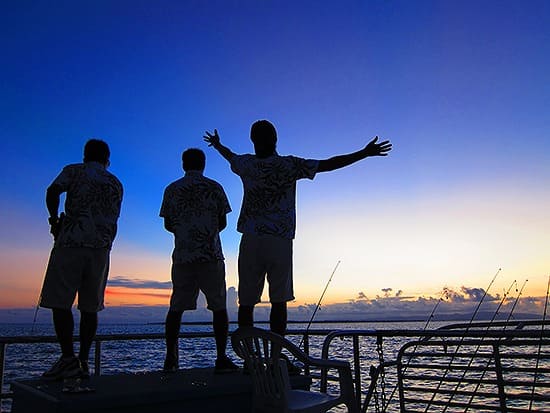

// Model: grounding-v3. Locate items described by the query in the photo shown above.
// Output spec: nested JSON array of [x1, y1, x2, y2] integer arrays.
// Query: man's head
[[182, 148, 206, 172], [250, 120, 277, 158], [84, 139, 110, 166]]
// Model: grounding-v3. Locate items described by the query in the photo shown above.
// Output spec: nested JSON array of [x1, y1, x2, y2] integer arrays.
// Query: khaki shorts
[[170, 260, 227, 312], [40, 247, 110, 313], [238, 233, 294, 305]]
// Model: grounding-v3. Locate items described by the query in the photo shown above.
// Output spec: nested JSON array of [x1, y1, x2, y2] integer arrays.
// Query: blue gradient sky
[[1, 0, 549, 310]]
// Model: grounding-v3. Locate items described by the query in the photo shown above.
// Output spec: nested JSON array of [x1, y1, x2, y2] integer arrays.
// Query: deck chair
[[231, 327, 358, 413]]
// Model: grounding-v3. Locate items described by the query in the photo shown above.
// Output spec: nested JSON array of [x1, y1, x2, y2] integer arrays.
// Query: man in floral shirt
[[40, 139, 123, 380], [204, 120, 392, 339], [160, 148, 237, 373]]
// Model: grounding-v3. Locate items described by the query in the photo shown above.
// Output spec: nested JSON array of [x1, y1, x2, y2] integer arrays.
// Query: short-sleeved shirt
[[160, 171, 231, 264], [230, 154, 319, 239], [51, 162, 123, 249]]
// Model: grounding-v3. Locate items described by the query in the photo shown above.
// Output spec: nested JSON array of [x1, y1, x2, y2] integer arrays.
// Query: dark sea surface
[[1, 320, 440, 376]]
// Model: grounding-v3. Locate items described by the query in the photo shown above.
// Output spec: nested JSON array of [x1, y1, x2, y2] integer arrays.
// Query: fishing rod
[[424, 267, 502, 413], [459, 278, 529, 412], [297, 260, 340, 351], [423, 289, 449, 330], [31, 277, 47, 334], [455, 279, 523, 413], [382, 288, 451, 411], [529, 275, 550, 411], [502, 279, 527, 328], [31, 213, 65, 333], [31, 295, 41, 334]]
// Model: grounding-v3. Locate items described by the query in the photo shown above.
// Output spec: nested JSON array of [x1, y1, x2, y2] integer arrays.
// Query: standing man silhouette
[[204, 120, 391, 338], [40, 139, 123, 380], [160, 148, 238, 373]]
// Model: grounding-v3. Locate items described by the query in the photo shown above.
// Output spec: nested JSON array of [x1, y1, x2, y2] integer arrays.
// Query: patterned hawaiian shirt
[[230, 154, 319, 239], [160, 171, 231, 264], [52, 162, 123, 249]]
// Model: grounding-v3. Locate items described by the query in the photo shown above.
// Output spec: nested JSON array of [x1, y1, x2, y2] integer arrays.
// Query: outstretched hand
[[203, 129, 220, 147], [365, 136, 392, 156]]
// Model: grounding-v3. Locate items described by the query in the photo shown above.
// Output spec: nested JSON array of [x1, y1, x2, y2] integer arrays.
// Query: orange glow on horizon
[[104, 287, 170, 306]]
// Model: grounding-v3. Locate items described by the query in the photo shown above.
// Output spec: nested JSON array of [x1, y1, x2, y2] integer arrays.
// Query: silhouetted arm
[[316, 136, 392, 173], [203, 129, 235, 162], [46, 184, 64, 239], [46, 184, 62, 220]]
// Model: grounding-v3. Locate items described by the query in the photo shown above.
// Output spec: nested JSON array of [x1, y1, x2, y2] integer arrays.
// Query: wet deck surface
[[11, 368, 311, 412]]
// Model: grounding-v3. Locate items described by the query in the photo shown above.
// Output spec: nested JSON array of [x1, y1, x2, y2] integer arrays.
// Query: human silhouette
[[40, 139, 123, 380], [204, 120, 391, 338], [160, 148, 238, 373]]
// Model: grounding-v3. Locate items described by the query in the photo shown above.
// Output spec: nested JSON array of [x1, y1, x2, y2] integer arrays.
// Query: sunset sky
[[1, 1, 549, 317]]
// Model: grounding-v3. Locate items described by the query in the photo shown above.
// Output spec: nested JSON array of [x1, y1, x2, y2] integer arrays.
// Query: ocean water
[[1, 320, 433, 377]]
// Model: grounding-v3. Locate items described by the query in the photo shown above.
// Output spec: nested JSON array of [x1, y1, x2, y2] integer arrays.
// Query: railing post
[[353, 335, 361, 407], [0, 343, 6, 397], [493, 344, 508, 413], [303, 333, 310, 376], [94, 339, 102, 376]]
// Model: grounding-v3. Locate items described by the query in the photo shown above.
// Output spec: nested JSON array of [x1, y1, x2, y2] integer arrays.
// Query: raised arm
[[203, 129, 235, 162], [316, 136, 392, 173]]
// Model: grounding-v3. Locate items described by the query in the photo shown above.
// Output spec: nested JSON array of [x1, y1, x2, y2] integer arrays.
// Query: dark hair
[[250, 120, 277, 157], [251, 120, 277, 144], [182, 148, 206, 171], [84, 139, 110, 164]]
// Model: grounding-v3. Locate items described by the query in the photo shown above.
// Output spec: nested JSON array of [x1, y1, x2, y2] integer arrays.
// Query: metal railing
[[2, 320, 550, 412], [319, 320, 550, 412], [0, 328, 329, 408], [396, 337, 550, 412]]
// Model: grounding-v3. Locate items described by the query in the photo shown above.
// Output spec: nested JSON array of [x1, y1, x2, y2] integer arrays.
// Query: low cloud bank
[[1, 284, 545, 324]]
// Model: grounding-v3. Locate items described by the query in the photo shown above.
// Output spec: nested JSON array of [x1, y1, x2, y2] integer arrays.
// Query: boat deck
[[10, 368, 311, 413]]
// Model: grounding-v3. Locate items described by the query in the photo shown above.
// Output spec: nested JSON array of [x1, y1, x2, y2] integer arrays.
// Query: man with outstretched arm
[[204, 120, 391, 341], [40, 139, 123, 380], [160, 148, 238, 374]]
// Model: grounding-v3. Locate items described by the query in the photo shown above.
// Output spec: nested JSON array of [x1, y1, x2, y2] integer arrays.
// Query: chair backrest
[[231, 328, 292, 412]]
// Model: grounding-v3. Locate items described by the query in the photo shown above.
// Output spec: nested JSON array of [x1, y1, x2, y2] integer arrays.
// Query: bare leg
[[78, 311, 98, 363], [270, 302, 287, 336], [212, 309, 229, 359], [164, 310, 183, 369], [52, 308, 75, 358], [238, 305, 254, 328]]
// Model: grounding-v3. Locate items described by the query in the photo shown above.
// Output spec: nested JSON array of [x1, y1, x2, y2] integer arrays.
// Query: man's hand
[[203, 129, 220, 147], [203, 129, 235, 162], [364, 136, 392, 157], [49, 212, 65, 240]]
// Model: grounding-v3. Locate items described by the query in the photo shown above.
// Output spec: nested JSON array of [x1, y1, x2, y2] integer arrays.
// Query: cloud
[[108, 276, 172, 290], [441, 286, 499, 303], [381, 288, 393, 297], [356, 292, 367, 300], [298, 284, 548, 323]]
